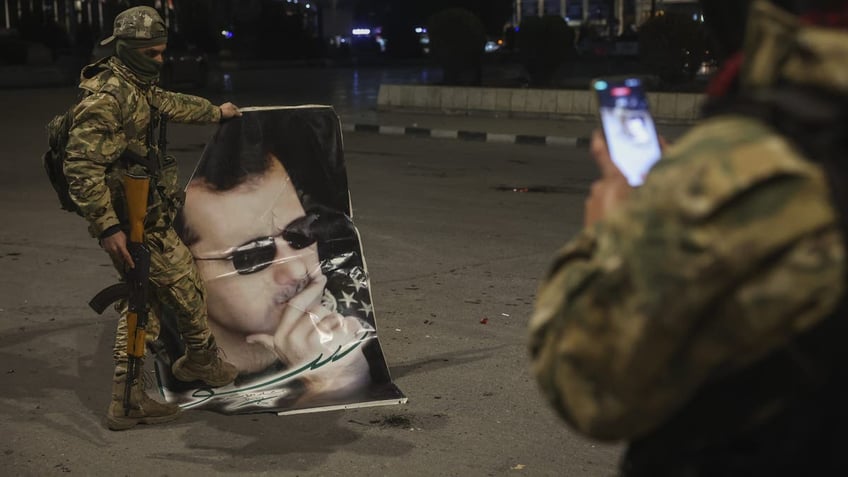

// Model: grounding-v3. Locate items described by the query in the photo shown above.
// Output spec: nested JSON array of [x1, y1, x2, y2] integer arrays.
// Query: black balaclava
[[116, 38, 165, 84], [103, 6, 169, 84]]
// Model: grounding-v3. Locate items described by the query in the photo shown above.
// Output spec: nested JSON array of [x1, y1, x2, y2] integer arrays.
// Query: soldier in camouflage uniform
[[529, 0, 848, 474], [64, 6, 242, 431]]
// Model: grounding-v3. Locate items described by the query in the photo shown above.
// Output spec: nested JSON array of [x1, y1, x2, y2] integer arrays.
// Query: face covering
[[116, 39, 164, 84]]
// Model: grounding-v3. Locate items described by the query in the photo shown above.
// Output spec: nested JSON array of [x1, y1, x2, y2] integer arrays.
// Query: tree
[[517, 15, 576, 87], [638, 12, 709, 85], [374, 0, 512, 37], [427, 8, 487, 86]]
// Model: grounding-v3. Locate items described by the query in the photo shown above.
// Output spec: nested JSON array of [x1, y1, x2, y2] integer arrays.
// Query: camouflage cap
[[99, 6, 167, 46]]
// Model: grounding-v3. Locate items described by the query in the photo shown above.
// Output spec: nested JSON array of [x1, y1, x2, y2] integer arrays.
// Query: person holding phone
[[529, 0, 848, 475]]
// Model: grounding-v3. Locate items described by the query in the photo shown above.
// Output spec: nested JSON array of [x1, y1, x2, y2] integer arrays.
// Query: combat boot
[[171, 339, 238, 387], [106, 374, 181, 431]]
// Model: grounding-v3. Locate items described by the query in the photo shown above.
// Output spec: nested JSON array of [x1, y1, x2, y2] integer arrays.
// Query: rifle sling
[[119, 105, 168, 174], [120, 148, 159, 173]]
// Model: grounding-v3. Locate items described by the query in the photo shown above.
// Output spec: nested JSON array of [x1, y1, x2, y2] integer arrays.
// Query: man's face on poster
[[184, 157, 322, 336]]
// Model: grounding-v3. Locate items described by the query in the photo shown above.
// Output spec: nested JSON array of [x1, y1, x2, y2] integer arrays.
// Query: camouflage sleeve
[[528, 117, 845, 441], [150, 87, 221, 124], [64, 91, 126, 237]]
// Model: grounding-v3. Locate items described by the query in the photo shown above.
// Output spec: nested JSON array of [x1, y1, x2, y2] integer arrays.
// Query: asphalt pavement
[[0, 63, 697, 476]]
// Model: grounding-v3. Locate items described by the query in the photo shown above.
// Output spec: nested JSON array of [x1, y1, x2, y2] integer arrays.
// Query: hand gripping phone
[[592, 77, 662, 187]]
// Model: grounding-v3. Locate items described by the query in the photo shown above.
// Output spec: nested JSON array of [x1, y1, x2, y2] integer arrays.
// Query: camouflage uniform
[[529, 0, 847, 466], [64, 54, 221, 374]]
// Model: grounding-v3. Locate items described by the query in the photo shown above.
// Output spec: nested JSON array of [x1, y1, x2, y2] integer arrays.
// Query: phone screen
[[593, 77, 662, 187]]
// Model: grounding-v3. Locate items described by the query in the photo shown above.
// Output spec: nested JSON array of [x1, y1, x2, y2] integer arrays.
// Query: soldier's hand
[[244, 268, 370, 370], [100, 230, 135, 269], [585, 129, 632, 228], [660, 135, 671, 152], [219, 102, 242, 120]]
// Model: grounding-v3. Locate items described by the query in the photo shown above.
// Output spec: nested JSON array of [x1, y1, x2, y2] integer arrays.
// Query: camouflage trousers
[[111, 226, 211, 377]]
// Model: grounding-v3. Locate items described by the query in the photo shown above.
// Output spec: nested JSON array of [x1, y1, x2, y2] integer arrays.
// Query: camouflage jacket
[[528, 1, 847, 442], [64, 56, 221, 238]]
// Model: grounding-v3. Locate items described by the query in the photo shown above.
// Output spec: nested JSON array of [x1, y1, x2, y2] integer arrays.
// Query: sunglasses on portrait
[[194, 214, 318, 275]]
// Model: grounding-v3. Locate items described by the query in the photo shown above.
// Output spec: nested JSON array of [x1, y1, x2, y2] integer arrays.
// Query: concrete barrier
[[377, 84, 705, 123]]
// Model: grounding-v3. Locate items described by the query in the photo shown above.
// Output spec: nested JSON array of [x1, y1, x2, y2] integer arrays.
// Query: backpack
[[43, 99, 84, 216], [43, 89, 162, 217]]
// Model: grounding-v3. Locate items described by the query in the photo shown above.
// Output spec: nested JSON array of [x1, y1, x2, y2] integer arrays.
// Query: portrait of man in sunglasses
[[155, 106, 403, 414]]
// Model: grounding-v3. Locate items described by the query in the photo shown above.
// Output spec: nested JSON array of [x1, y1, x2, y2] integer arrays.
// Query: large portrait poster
[[153, 105, 406, 415]]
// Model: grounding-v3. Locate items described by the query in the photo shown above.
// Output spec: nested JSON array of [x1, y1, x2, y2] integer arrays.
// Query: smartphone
[[592, 77, 662, 187]]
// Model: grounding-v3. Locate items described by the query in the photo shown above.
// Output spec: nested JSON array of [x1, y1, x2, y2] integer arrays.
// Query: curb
[[341, 123, 590, 148]]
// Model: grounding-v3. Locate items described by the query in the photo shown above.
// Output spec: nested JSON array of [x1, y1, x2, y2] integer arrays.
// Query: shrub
[[517, 15, 576, 87], [427, 8, 486, 86], [638, 12, 709, 85]]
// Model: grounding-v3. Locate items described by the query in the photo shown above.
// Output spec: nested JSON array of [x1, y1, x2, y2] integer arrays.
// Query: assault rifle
[[89, 173, 151, 416]]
